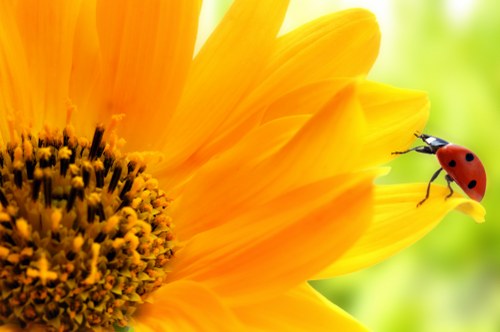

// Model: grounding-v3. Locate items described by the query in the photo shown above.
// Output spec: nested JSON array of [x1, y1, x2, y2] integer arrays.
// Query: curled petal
[[315, 183, 485, 278], [359, 81, 430, 168]]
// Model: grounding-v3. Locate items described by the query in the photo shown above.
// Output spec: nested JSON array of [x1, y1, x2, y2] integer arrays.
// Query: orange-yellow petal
[[271, 8, 379, 78], [359, 81, 430, 167], [261, 79, 352, 122], [234, 283, 368, 331], [192, 78, 353, 173], [182, 9, 381, 179], [172, 83, 364, 239], [226, 8, 381, 128], [14, 0, 82, 129], [315, 183, 485, 278], [95, 0, 201, 150], [0, 2, 33, 138], [133, 281, 243, 331], [164, 115, 310, 197], [268, 84, 365, 182], [170, 114, 309, 238], [170, 171, 374, 306], [68, 0, 100, 133], [161, 0, 289, 166]]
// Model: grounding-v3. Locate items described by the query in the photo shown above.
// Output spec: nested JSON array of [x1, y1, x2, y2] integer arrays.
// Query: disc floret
[[0, 125, 175, 331]]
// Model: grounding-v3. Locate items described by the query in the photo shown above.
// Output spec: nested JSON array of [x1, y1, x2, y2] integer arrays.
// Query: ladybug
[[392, 133, 486, 206]]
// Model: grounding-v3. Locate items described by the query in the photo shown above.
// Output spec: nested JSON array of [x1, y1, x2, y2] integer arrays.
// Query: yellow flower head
[[0, 1, 485, 331]]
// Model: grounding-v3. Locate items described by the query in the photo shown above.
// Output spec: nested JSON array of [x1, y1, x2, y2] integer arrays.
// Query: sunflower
[[0, 1, 485, 331]]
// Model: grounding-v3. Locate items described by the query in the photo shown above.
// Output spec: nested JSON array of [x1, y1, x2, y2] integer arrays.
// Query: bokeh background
[[199, 1, 500, 331]]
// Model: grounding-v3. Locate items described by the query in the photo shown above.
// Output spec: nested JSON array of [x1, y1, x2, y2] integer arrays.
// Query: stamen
[[94, 160, 105, 188], [89, 125, 105, 160], [82, 161, 92, 188], [25, 159, 35, 180], [15, 218, 30, 240], [94, 231, 106, 243], [43, 170, 53, 208], [103, 155, 114, 177], [66, 176, 84, 212], [32, 168, 43, 201], [96, 201, 106, 221], [87, 193, 100, 223], [59, 146, 72, 176], [38, 147, 52, 168], [13, 147, 23, 189], [0, 189, 9, 208], [66, 235, 84, 261], [119, 175, 134, 200], [127, 160, 137, 174], [51, 209, 62, 231], [108, 165, 122, 193]]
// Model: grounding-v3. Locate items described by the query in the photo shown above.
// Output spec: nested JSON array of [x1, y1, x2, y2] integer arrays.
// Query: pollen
[[0, 125, 176, 331]]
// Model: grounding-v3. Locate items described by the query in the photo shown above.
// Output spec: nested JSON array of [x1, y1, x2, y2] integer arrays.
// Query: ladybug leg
[[392, 146, 434, 155], [417, 167, 443, 207], [444, 174, 454, 200]]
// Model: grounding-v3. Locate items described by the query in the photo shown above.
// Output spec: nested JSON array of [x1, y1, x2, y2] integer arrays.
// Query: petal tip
[[453, 198, 486, 223]]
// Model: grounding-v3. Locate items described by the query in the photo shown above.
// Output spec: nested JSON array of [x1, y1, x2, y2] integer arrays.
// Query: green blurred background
[[201, 1, 500, 331]]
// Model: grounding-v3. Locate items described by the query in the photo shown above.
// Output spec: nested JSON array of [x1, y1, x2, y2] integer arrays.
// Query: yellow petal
[[184, 9, 381, 177], [15, 0, 83, 128], [169, 171, 373, 306], [172, 83, 364, 239], [271, 8, 379, 78], [192, 78, 353, 174], [234, 283, 368, 332], [171, 115, 309, 238], [261, 79, 352, 122], [269, 83, 365, 182], [236, 8, 380, 124], [315, 183, 485, 278], [133, 281, 243, 332], [68, 0, 101, 133], [0, 2, 33, 139], [161, 0, 289, 166], [359, 81, 430, 167], [95, 0, 201, 150]]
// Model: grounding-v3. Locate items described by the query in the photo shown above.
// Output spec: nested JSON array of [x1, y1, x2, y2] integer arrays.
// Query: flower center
[[0, 125, 175, 331]]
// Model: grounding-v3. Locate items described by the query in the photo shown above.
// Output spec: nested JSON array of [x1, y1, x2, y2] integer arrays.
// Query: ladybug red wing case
[[436, 144, 486, 201]]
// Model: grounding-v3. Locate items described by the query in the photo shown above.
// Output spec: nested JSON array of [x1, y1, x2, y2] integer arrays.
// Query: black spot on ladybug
[[465, 153, 474, 162], [468, 180, 477, 189], [448, 160, 456, 167]]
